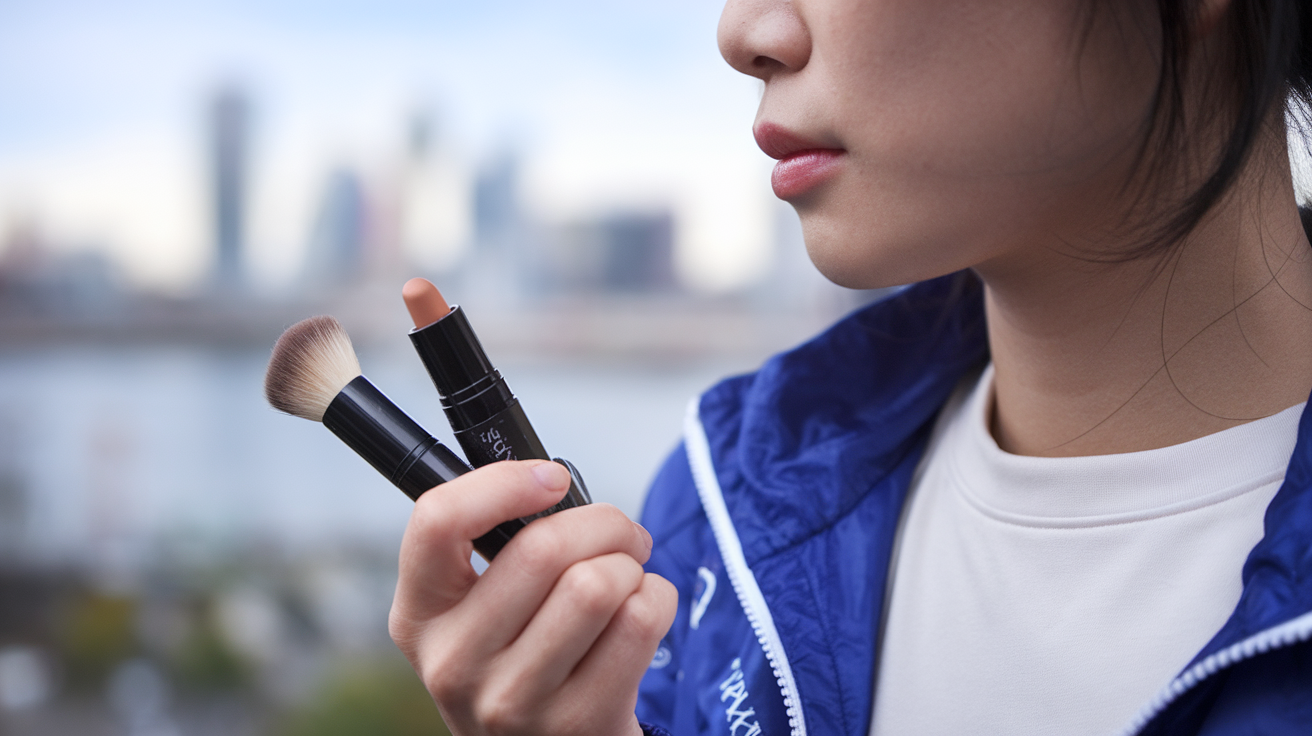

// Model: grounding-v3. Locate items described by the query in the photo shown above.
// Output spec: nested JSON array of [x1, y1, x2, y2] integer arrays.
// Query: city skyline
[[0, 0, 778, 295]]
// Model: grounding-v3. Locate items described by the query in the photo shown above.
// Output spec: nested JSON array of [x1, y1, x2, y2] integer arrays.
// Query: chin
[[797, 206, 977, 290]]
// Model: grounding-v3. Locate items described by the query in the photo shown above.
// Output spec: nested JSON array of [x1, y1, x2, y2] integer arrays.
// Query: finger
[[495, 552, 646, 700], [393, 460, 571, 623], [559, 573, 678, 714], [446, 502, 653, 653]]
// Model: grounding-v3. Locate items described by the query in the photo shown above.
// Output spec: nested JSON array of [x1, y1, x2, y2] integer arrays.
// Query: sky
[[0, 0, 777, 292]]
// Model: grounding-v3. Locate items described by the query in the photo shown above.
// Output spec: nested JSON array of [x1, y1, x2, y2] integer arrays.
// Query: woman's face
[[719, 0, 1161, 288]]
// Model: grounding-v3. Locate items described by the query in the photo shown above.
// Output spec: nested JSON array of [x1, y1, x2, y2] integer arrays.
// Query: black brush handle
[[323, 375, 514, 560]]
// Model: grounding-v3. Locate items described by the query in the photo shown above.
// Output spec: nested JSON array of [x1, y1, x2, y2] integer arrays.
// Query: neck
[[980, 140, 1312, 456]]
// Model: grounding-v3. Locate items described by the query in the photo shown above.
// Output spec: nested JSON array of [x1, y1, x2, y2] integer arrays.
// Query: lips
[[754, 123, 845, 200]]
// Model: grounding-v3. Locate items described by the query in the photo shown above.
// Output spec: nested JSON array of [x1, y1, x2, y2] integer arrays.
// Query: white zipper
[[1119, 608, 1312, 735], [685, 398, 807, 736]]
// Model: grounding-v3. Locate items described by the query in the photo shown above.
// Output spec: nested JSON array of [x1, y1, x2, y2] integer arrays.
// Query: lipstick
[[402, 278, 592, 517]]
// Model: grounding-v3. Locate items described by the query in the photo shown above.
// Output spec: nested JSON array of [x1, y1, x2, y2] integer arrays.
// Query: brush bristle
[[264, 316, 362, 422]]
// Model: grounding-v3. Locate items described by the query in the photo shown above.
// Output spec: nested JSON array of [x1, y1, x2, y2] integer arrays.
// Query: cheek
[[796, 0, 1156, 287], [828, 0, 1151, 173]]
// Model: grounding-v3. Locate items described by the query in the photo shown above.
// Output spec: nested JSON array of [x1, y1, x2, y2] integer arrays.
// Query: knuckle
[[419, 653, 465, 704], [475, 685, 527, 733], [619, 554, 647, 584], [394, 628, 469, 705], [512, 520, 568, 574], [593, 502, 630, 528], [582, 503, 644, 545], [410, 492, 458, 540], [387, 607, 417, 650], [609, 555, 647, 598], [560, 561, 616, 615], [618, 596, 660, 635], [621, 576, 677, 637]]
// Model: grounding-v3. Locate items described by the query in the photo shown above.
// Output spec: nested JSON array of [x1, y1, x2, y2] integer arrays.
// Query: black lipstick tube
[[324, 374, 516, 559], [408, 304, 591, 521]]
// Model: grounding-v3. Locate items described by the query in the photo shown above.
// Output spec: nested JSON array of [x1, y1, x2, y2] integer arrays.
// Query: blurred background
[[0, 0, 878, 733]]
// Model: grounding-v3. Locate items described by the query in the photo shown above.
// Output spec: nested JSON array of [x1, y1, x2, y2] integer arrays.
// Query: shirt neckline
[[946, 364, 1304, 527]]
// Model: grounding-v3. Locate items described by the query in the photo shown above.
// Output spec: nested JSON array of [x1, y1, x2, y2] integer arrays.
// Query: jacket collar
[[699, 272, 989, 560], [1192, 396, 1312, 659], [699, 268, 1312, 659]]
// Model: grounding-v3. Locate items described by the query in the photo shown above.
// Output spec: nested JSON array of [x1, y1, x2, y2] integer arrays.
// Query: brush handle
[[324, 376, 514, 560], [324, 377, 468, 484]]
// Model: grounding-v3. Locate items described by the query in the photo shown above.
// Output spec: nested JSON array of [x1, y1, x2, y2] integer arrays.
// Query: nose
[[718, 0, 812, 81]]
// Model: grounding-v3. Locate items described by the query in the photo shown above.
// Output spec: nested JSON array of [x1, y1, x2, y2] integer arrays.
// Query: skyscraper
[[543, 209, 678, 294], [304, 168, 366, 285], [466, 150, 527, 302], [211, 86, 249, 288], [473, 152, 521, 251], [400, 110, 473, 273]]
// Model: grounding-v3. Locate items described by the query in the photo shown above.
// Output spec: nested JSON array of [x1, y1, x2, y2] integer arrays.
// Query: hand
[[389, 459, 678, 736]]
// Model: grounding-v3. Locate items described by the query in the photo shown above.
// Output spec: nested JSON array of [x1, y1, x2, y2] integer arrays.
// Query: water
[[0, 344, 751, 569]]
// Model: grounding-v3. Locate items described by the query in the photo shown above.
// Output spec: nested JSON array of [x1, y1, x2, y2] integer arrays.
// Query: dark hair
[[1119, 0, 1312, 256]]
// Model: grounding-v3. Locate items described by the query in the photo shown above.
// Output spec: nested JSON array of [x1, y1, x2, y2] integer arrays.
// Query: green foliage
[[59, 593, 138, 689], [274, 656, 450, 736], [172, 600, 249, 691]]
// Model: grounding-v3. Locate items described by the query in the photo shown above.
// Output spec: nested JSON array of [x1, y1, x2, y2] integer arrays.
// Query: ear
[[1194, 0, 1232, 38]]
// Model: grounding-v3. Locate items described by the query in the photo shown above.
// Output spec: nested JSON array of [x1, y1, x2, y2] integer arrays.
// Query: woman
[[388, 1, 1312, 734]]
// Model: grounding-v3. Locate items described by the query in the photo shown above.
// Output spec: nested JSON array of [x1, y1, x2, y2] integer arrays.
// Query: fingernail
[[635, 523, 653, 552], [531, 461, 571, 492]]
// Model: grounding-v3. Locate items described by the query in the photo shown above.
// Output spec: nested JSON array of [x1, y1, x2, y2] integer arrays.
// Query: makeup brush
[[264, 315, 517, 559]]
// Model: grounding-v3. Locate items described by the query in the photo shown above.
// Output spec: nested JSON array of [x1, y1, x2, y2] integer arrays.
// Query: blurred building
[[0, 221, 121, 319], [398, 112, 472, 274], [545, 210, 678, 294], [462, 150, 532, 304], [303, 169, 366, 286], [0, 410, 27, 562], [598, 212, 676, 292], [211, 86, 250, 289], [473, 153, 521, 252]]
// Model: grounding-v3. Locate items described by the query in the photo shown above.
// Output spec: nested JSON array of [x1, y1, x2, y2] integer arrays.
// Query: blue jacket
[[634, 274, 1312, 736]]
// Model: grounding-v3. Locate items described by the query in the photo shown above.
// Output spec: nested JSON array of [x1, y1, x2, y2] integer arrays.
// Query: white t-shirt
[[869, 365, 1303, 736]]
